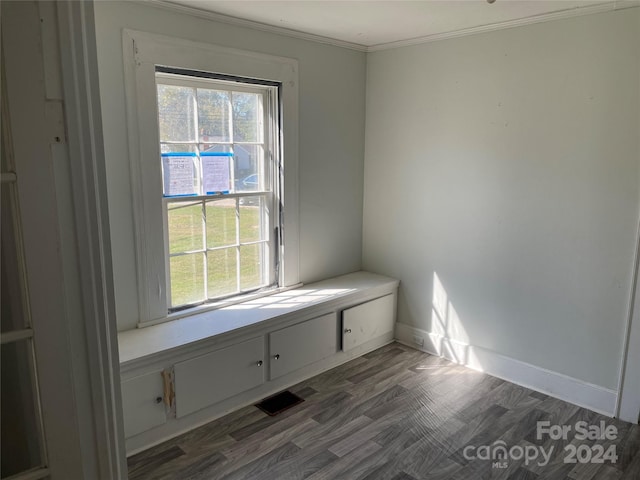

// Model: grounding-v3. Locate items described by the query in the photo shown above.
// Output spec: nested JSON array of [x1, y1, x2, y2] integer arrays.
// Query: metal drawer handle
[[155, 396, 163, 404], [344, 328, 352, 334], [256, 360, 263, 367], [274, 354, 280, 360]]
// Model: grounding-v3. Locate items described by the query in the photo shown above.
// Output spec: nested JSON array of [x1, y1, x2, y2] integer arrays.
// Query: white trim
[[5, 2, 88, 477], [146, 0, 368, 52], [145, 0, 639, 53], [138, 282, 303, 328], [395, 322, 618, 417], [125, 334, 395, 455], [368, 1, 637, 52], [122, 29, 300, 326], [119, 272, 399, 370], [616, 204, 640, 423], [56, 0, 127, 476], [4, 1, 126, 477]]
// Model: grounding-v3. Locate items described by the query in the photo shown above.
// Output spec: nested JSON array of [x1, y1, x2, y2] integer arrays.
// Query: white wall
[[94, 1, 366, 331], [363, 9, 639, 391]]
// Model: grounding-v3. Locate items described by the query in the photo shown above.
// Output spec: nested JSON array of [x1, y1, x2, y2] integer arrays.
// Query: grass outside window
[[168, 201, 265, 308]]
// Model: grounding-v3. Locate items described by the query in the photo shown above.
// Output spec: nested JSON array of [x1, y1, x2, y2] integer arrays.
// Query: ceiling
[[159, 0, 635, 50]]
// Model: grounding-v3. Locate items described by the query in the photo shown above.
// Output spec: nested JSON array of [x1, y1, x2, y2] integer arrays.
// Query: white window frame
[[123, 30, 299, 327], [157, 73, 278, 310]]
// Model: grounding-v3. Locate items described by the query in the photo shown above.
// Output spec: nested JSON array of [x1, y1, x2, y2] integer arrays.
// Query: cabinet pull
[[344, 328, 352, 334], [273, 354, 280, 360], [155, 396, 163, 404], [256, 360, 263, 367]]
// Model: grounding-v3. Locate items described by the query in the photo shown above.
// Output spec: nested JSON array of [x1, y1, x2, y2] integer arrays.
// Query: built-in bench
[[118, 271, 399, 454]]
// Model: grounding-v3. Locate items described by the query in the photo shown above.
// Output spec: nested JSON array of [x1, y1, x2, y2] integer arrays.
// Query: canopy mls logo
[[463, 440, 553, 468], [463, 420, 619, 469]]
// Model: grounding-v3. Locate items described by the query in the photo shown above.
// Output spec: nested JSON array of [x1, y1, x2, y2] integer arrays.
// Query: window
[[156, 71, 280, 311], [124, 31, 299, 326]]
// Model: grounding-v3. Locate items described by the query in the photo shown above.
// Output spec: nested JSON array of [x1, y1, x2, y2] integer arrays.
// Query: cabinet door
[[121, 371, 166, 438], [174, 336, 264, 418], [342, 294, 395, 352], [269, 313, 337, 380]]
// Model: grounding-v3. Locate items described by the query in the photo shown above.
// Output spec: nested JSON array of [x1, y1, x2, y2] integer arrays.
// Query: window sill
[[117, 271, 399, 369], [141, 284, 304, 328]]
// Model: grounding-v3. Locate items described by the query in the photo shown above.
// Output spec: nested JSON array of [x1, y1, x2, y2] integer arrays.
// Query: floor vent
[[255, 390, 304, 416]]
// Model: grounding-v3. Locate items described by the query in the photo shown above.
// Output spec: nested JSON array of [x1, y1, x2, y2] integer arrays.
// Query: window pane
[[157, 84, 196, 142], [161, 144, 196, 154], [197, 89, 230, 143], [200, 144, 232, 155], [240, 243, 264, 290], [207, 248, 237, 298], [170, 253, 205, 307], [167, 201, 203, 254], [232, 92, 261, 142], [206, 199, 237, 248], [239, 197, 264, 244], [1, 340, 44, 478], [201, 147, 232, 195], [234, 145, 263, 192], [1, 185, 28, 333]]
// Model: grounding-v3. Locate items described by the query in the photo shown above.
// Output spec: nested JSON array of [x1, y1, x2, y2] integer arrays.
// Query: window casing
[[123, 30, 299, 327]]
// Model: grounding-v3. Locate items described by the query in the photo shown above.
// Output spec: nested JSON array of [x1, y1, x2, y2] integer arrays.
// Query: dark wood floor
[[128, 343, 640, 480]]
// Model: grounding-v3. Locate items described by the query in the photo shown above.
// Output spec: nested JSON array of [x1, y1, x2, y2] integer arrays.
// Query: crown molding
[[144, 0, 638, 54], [368, 1, 638, 52], [143, 0, 368, 52]]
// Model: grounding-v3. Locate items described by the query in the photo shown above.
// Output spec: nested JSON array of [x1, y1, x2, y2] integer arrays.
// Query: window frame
[[156, 73, 279, 311], [123, 30, 299, 327]]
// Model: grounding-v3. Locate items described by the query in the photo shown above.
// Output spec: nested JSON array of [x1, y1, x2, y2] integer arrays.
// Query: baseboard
[[395, 322, 617, 417]]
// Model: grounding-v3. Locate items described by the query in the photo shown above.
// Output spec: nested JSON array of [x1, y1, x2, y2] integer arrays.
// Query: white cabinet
[[121, 371, 166, 438], [269, 313, 337, 380], [174, 336, 265, 418], [119, 272, 399, 452], [342, 294, 395, 352]]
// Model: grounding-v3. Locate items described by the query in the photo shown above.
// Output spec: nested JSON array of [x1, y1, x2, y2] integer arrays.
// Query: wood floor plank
[[127, 445, 186, 480], [619, 449, 640, 480], [249, 443, 338, 480], [400, 436, 463, 479], [327, 404, 412, 457], [593, 465, 623, 480], [261, 416, 376, 479], [292, 414, 372, 449], [507, 466, 540, 479], [180, 404, 265, 448], [455, 381, 532, 423], [127, 342, 640, 480], [313, 383, 408, 425], [165, 452, 227, 480], [218, 441, 300, 480], [346, 348, 425, 385], [331, 428, 421, 480], [388, 472, 419, 480], [220, 416, 317, 464], [295, 449, 340, 479], [305, 440, 382, 480], [616, 423, 640, 472], [228, 389, 351, 441]]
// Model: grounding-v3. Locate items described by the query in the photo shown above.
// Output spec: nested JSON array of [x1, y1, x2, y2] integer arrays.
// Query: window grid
[[165, 197, 270, 295], [158, 78, 274, 310]]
